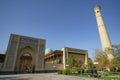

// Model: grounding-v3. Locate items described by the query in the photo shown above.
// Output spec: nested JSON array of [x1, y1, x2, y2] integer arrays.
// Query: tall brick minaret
[[94, 6, 112, 51], [94, 6, 114, 60]]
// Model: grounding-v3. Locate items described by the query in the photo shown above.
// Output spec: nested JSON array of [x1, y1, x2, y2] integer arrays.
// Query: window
[[97, 11, 99, 13]]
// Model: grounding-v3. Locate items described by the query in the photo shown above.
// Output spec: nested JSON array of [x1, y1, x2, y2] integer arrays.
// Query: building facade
[[45, 47, 88, 71], [0, 34, 88, 74], [2, 34, 46, 73]]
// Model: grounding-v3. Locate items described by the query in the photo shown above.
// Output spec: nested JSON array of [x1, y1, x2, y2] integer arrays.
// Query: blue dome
[[45, 48, 53, 54]]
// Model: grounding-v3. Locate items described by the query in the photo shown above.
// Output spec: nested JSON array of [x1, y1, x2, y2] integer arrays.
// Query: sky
[[0, 0, 120, 59]]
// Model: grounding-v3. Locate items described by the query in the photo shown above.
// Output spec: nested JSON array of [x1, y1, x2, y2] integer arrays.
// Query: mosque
[[0, 5, 113, 74], [0, 34, 88, 74]]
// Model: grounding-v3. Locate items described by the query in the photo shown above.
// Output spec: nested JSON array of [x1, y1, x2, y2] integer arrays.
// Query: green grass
[[60, 71, 120, 80], [109, 73, 120, 76], [69, 73, 120, 80], [99, 76, 120, 80]]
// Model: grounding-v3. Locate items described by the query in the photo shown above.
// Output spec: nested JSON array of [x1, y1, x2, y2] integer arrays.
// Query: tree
[[87, 57, 94, 70], [111, 45, 120, 71], [112, 45, 120, 58], [94, 49, 110, 70], [68, 55, 84, 68], [77, 58, 83, 67], [68, 55, 77, 68], [94, 45, 120, 71]]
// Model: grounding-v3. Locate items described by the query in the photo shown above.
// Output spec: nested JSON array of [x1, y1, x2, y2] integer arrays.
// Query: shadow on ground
[[0, 76, 30, 80]]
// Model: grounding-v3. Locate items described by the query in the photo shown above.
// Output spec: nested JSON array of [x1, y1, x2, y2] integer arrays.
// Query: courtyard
[[0, 73, 98, 80]]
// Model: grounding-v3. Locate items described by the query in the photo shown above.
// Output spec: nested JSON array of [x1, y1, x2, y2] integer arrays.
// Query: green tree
[[68, 55, 77, 68], [112, 45, 120, 58], [87, 57, 94, 70], [94, 45, 120, 71], [94, 49, 110, 70], [77, 58, 83, 67], [111, 45, 120, 71]]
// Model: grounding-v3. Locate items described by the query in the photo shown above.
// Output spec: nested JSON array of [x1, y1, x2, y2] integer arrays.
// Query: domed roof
[[45, 48, 53, 54]]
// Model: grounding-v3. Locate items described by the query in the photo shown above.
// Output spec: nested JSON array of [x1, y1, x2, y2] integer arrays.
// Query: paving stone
[[0, 73, 98, 80]]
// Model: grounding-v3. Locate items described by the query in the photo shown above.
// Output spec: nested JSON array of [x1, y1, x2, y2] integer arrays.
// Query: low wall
[[45, 63, 64, 70]]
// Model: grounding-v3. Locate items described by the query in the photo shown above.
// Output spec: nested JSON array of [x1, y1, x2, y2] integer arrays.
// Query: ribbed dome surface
[[45, 48, 53, 54]]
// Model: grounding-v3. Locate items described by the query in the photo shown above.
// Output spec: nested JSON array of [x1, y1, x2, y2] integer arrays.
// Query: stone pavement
[[0, 73, 98, 80]]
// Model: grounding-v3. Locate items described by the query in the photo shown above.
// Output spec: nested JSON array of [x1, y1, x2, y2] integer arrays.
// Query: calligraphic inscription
[[20, 37, 38, 44]]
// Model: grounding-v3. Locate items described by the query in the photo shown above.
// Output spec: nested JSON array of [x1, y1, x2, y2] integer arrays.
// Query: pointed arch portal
[[18, 46, 34, 73]]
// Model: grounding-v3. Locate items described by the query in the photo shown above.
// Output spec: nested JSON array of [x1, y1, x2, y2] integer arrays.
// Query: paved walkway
[[0, 73, 98, 80]]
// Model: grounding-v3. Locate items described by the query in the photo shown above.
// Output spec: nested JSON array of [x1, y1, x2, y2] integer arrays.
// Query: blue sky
[[0, 0, 120, 59]]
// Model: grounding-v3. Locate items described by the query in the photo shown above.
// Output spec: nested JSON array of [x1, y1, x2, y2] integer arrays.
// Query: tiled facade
[[0, 34, 88, 73], [1, 34, 45, 73]]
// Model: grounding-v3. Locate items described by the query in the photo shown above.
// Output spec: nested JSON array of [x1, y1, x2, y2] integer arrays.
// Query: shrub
[[71, 67, 83, 74], [62, 68, 71, 75], [58, 70, 62, 74]]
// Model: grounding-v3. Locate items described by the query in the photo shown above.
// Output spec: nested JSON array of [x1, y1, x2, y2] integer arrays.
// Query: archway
[[19, 53, 32, 73]]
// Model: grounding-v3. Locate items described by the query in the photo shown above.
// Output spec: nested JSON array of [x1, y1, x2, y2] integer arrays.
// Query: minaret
[[94, 6, 112, 51], [94, 6, 114, 60]]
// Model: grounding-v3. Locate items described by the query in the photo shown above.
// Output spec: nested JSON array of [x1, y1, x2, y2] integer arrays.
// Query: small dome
[[45, 48, 53, 54]]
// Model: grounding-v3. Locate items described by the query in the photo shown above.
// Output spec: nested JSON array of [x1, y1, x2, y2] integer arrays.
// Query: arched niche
[[16, 46, 35, 73]]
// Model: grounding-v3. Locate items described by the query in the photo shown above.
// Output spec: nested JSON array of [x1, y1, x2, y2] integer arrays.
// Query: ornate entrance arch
[[18, 46, 34, 73], [19, 53, 32, 73]]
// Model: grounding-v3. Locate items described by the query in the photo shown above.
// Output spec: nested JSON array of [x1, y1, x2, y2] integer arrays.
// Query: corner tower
[[94, 6, 112, 51]]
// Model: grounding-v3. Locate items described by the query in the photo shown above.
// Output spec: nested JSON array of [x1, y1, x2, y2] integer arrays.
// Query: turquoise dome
[[45, 48, 53, 54]]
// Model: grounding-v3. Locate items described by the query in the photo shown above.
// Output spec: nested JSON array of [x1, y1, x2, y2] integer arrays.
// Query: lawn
[[70, 73, 120, 80], [99, 76, 120, 80], [59, 69, 120, 80]]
